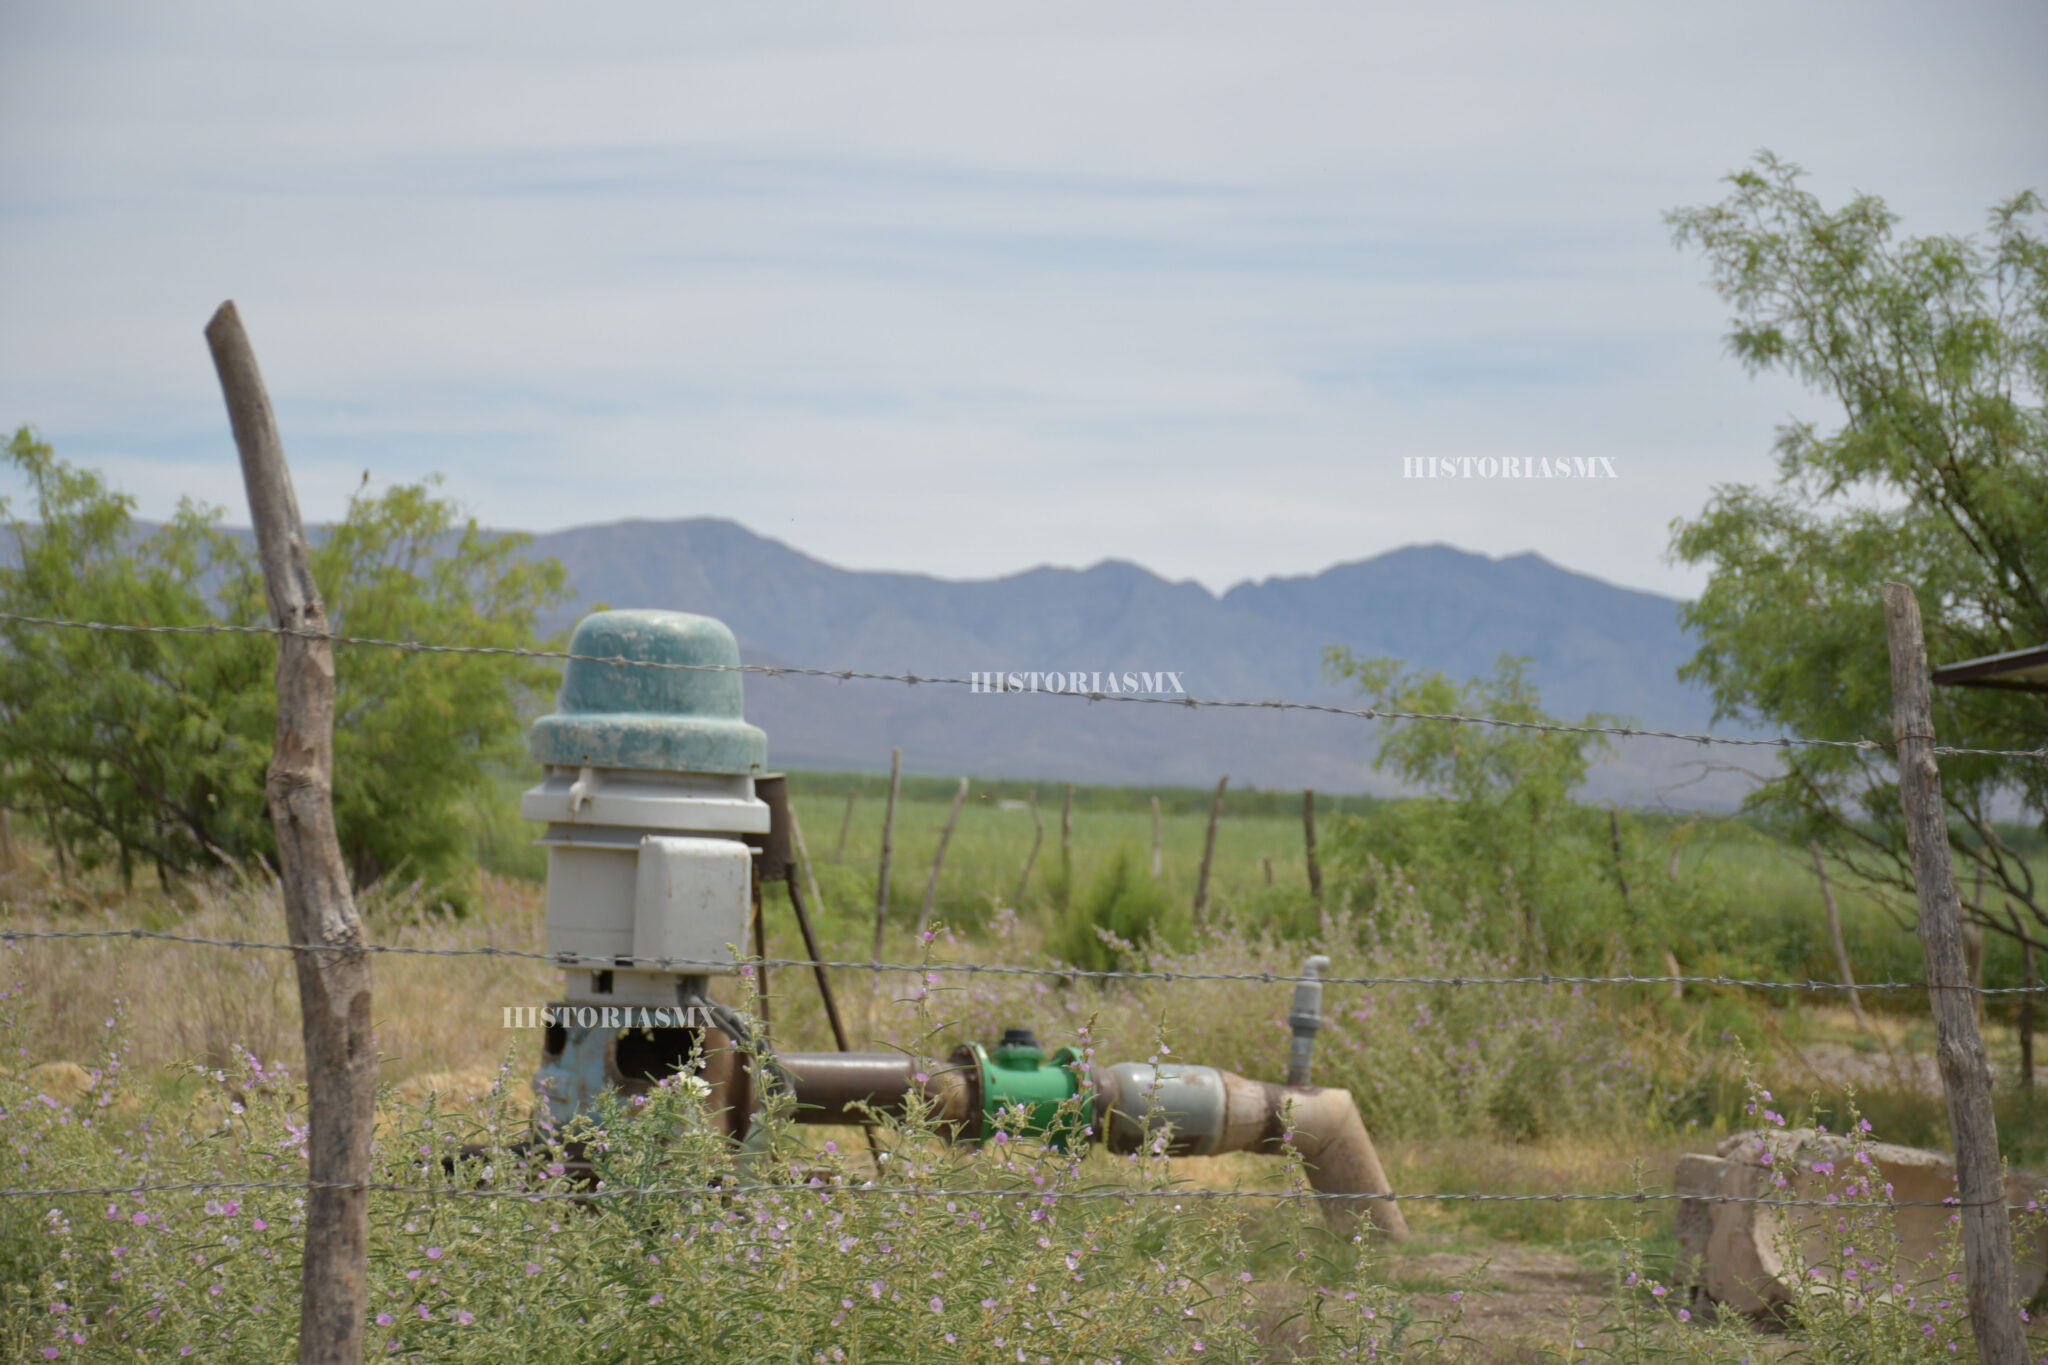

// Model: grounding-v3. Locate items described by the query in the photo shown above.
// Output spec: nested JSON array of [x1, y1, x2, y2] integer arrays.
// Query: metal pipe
[[1094, 1061, 1406, 1239], [780, 1052, 974, 1131], [1286, 954, 1331, 1087]]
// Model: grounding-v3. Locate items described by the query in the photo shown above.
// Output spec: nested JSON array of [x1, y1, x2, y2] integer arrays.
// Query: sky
[[2, 2, 2043, 600]]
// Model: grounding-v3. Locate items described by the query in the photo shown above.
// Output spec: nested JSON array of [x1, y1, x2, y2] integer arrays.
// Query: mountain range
[[523, 519, 1751, 806]]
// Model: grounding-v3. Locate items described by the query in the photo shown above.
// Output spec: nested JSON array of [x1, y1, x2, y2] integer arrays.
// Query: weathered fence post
[[1302, 789, 1322, 899], [1012, 791, 1044, 907], [206, 301, 373, 1365], [1808, 842, 1868, 1030], [1150, 796, 1162, 879], [1607, 808, 1633, 921], [833, 787, 856, 863], [1059, 783, 1074, 902], [1881, 581, 2027, 1364], [780, 800, 850, 1049], [1193, 775, 1227, 920], [872, 748, 900, 962], [917, 777, 968, 939]]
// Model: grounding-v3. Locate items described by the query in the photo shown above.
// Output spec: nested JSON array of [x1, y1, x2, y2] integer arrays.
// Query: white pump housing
[[522, 765, 769, 1006]]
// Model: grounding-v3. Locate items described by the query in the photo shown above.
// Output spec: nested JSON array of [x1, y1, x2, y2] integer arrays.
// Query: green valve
[[964, 1027, 1092, 1150]]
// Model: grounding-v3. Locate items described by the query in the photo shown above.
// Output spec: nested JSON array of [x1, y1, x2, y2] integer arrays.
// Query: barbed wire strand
[[0, 1176, 2026, 1213], [4, 611, 2041, 760], [7, 925, 2046, 994]]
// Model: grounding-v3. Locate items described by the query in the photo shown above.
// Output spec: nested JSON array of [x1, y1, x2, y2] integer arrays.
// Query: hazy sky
[[3, 2, 2042, 599]]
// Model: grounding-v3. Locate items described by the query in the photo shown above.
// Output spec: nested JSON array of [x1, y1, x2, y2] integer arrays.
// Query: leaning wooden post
[[1808, 842, 1869, 1030], [1011, 791, 1044, 907], [833, 788, 856, 863], [872, 748, 900, 962], [916, 777, 969, 939], [781, 803, 850, 1047], [1882, 582, 2027, 1364], [1302, 789, 1322, 899], [206, 301, 373, 1365], [1193, 775, 1227, 920]]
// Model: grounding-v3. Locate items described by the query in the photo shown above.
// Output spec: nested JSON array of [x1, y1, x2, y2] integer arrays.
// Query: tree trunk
[[1882, 582, 2027, 1364], [1809, 842, 1869, 1030], [2012, 903, 2036, 1095], [207, 301, 374, 1365]]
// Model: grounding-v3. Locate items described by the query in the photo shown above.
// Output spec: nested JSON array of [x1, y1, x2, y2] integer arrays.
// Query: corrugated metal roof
[[1930, 643, 2048, 693]]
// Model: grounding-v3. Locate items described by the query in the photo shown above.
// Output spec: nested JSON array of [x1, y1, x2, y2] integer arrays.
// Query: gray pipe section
[[781, 1050, 1404, 1239], [1095, 1061, 1408, 1240], [1287, 954, 1331, 1087]]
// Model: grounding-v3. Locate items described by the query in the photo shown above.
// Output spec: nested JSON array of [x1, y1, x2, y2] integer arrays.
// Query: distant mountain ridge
[[2, 513, 1745, 802], [522, 519, 1741, 804]]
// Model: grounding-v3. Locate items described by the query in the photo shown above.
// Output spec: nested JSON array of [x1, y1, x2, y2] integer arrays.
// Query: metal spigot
[[1286, 955, 1331, 1088]]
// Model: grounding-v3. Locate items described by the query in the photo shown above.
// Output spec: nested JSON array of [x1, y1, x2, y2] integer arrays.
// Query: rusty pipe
[[780, 1052, 975, 1132]]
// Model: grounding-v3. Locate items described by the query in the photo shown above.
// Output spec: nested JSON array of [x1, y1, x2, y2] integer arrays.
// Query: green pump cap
[[529, 610, 768, 774]]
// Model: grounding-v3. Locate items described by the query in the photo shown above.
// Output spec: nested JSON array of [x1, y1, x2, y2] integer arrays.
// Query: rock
[[1672, 1152, 1729, 1292], [25, 1061, 95, 1105], [1674, 1128, 2048, 1315]]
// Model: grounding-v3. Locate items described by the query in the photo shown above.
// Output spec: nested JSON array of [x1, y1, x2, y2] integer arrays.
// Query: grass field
[[6, 774, 2047, 1361]]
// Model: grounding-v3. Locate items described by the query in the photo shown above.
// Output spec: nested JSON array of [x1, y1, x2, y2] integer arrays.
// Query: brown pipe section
[[1259, 1084, 1408, 1240], [781, 1052, 974, 1132], [1093, 1063, 1407, 1240]]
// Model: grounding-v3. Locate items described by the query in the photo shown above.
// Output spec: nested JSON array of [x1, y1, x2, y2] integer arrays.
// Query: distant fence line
[[4, 925, 2044, 994]]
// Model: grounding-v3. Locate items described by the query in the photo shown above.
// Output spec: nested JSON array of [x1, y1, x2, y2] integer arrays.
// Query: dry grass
[[2, 849, 554, 1110]]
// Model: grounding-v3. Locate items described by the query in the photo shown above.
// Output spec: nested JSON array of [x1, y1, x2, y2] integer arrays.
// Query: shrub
[[1043, 844, 1190, 973]]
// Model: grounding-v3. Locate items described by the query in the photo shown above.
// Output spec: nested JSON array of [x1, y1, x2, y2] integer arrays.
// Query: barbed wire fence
[[9, 308, 2036, 1359], [3, 603, 2046, 1341]]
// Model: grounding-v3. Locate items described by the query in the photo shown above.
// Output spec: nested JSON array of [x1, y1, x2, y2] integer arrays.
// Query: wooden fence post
[[1150, 796, 1162, 879], [872, 748, 900, 962], [1012, 791, 1043, 907], [781, 801, 850, 1049], [1882, 582, 2027, 1364], [1607, 808, 1634, 921], [1059, 783, 1074, 906], [1302, 789, 1322, 899], [1808, 842, 1869, 1031], [1193, 775, 1227, 920], [916, 777, 968, 939], [206, 301, 373, 1365], [833, 788, 856, 863]]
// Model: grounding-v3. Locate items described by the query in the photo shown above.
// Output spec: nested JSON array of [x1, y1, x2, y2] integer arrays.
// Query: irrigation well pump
[[522, 610, 769, 1135]]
